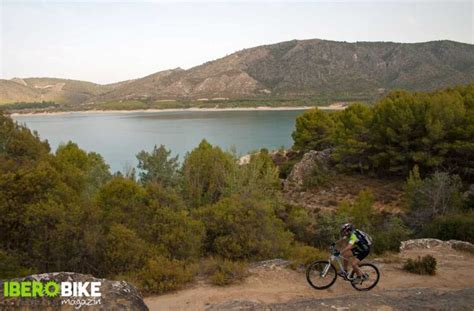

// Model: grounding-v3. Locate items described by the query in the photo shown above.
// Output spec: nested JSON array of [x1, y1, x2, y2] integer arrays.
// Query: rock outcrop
[[0, 272, 148, 310], [400, 238, 474, 253], [283, 149, 332, 191]]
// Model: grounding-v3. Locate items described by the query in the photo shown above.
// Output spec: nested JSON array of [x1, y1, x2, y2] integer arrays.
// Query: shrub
[[372, 216, 411, 254], [403, 255, 437, 275], [103, 224, 149, 275], [0, 250, 34, 279], [407, 171, 464, 232], [274, 203, 313, 244], [303, 161, 331, 188], [124, 257, 196, 295], [422, 213, 474, 243], [287, 244, 326, 269], [312, 212, 349, 249], [202, 257, 248, 286], [196, 195, 293, 260]]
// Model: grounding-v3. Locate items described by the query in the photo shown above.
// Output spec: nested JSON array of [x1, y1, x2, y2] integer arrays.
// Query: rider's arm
[[341, 233, 358, 253]]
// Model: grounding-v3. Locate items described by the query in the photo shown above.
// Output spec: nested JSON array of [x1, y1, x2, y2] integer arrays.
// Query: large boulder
[[0, 272, 148, 310], [284, 149, 332, 191]]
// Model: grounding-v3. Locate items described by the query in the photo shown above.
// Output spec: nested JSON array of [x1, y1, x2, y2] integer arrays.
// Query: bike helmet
[[340, 223, 354, 237]]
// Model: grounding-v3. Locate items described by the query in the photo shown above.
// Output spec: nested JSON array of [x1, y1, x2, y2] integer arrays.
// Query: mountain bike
[[306, 244, 380, 291]]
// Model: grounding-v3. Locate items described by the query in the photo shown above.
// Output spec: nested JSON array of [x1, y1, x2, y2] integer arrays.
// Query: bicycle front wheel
[[306, 260, 337, 290], [351, 263, 380, 291]]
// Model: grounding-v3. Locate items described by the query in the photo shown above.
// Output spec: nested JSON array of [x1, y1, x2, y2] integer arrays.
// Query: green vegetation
[[0, 115, 309, 294], [403, 255, 437, 275], [287, 244, 325, 269], [292, 85, 473, 255], [91, 96, 359, 111], [201, 257, 247, 286], [1, 84, 473, 295], [121, 257, 197, 295], [311, 189, 411, 254], [422, 213, 474, 243], [0, 101, 58, 110], [292, 85, 474, 180], [137, 145, 179, 186]]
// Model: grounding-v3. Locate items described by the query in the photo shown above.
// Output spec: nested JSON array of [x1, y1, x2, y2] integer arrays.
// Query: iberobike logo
[[3, 280, 102, 309]]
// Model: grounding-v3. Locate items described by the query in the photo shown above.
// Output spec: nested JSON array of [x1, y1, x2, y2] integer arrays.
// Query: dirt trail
[[145, 246, 474, 310]]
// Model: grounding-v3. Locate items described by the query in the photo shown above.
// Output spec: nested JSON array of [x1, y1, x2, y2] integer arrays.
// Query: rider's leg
[[351, 258, 362, 276], [342, 249, 352, 272]]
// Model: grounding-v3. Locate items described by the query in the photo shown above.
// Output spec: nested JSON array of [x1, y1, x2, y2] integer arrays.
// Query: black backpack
[[354, 229, 373, 247]]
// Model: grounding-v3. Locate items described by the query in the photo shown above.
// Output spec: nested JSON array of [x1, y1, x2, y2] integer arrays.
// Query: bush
[[124, 257, 196, 295], [372, 216, 411, 254], [103, 224, 149, 275], [274, 203, 313, 244], [287, 244, 326, 269], [0, 250, 34, 279], [406, 171, 464, 232], [202, 257, 248, 286], [303, 161, 331, 188], [403, 255, 437, 275], [422, 213, 474, 243], [197, 196, 293, 260]]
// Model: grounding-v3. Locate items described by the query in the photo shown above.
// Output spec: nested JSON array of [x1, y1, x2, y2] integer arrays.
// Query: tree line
[[0, 116, 311, 292], [293, 84, 474, 180], [291, 84, 473, 253]]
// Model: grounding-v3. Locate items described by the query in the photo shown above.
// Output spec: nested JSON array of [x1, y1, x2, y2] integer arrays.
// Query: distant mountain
[[0, 77, 115, 105], [2, 39, 473, 105]]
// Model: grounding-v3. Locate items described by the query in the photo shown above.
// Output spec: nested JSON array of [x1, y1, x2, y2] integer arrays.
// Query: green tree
[[292, 108, 335, 152], [181, 140, 235, 207], [137, 144, 179, 186], [225, 149, 280, 198], [332, 103, 373, 173], [55, 142, 111, 197], [94, 176, 147, 230], [407, 171, 464, 232]]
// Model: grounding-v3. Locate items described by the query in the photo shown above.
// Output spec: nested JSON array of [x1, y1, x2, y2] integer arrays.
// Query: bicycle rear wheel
[[350, 263, 380, 291], [306, 260, 337, 290]]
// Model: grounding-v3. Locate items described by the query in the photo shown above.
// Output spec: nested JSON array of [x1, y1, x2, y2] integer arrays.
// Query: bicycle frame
[[322, 245, 353, 279]]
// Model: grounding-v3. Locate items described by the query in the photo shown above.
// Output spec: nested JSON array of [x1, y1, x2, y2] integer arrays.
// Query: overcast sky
[[1, 0, 473, 84]]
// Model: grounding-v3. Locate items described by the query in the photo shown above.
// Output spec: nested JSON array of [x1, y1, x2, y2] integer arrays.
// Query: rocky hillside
[[0, 78, 115, 105], [2, 39, 473, 105]]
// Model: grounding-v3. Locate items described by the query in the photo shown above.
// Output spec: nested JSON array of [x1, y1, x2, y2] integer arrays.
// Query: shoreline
[[9, 105, 345, 117]]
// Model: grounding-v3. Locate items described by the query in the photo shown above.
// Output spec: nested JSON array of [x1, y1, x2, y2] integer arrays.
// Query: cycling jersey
[[348, 230, 370, 251]]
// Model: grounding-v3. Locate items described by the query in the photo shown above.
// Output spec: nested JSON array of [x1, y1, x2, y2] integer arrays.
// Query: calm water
[[12, 110, 307, 172]]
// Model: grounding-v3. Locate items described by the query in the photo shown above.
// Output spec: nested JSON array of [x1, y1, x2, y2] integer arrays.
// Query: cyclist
[[335, 223, 371, 283]]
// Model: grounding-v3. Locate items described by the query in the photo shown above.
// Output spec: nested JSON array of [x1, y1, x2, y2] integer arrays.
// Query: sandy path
[[144, 247, 474, 311]]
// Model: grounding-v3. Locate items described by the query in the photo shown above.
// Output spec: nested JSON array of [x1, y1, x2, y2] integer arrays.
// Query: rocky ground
[[145, 240, 474, 311], [207, 287, 474, 310]]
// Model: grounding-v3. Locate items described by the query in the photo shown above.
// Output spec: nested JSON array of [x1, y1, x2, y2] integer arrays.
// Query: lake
[[12, 109, 307, 172]]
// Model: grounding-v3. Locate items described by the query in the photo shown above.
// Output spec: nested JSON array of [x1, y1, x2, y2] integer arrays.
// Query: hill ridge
[[1, 38, 473, 106]]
